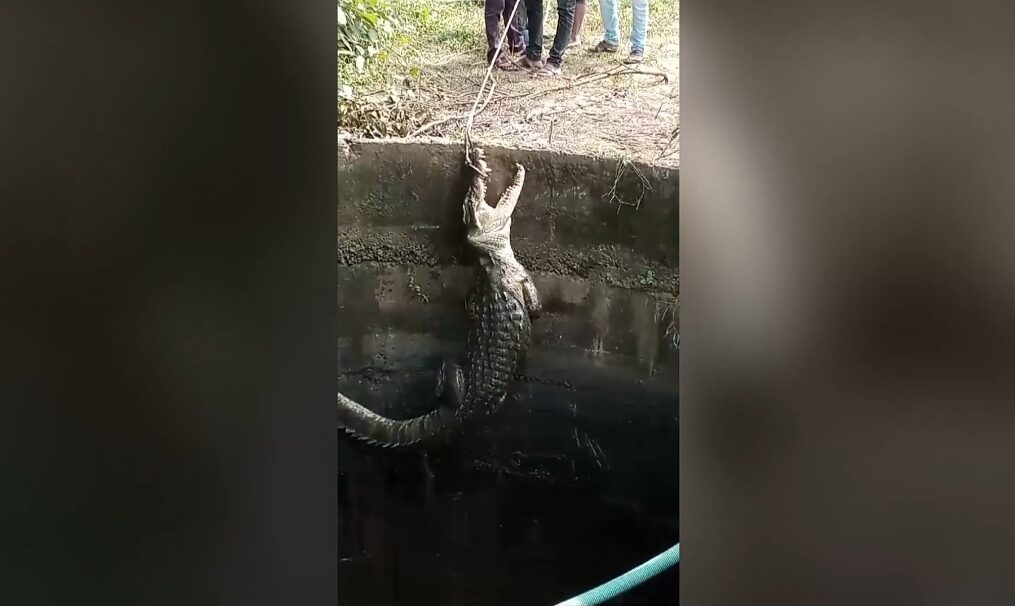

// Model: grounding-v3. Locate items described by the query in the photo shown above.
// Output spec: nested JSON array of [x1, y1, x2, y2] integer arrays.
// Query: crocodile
[[337, 146, 542, 448]]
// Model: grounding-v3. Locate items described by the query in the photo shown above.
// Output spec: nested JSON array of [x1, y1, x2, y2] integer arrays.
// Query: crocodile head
[[464, 146, 527, 275]]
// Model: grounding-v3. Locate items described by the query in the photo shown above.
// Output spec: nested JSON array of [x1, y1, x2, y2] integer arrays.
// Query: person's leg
[[513, 0, 530, 49], [593, 0, 620, 52], [485, 0, 508, 63], [522, 0, 545, 67], [503, 0, 525, 53], [625, 0, 649, 62], [568, 0, 586, 47], [542, 0, 575, 71]]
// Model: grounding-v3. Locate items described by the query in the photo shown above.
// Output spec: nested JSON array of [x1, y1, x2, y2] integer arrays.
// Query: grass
[[339, 0, 479, 93]]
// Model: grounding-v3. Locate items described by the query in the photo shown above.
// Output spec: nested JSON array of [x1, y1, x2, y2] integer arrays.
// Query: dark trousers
[[485, 0, 525, 61], [524, 0, 576, 65]]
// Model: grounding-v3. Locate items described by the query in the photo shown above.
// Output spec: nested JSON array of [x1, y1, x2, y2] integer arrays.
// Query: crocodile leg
[[434, 358, 465, 410], [521, 277, 542, 319]]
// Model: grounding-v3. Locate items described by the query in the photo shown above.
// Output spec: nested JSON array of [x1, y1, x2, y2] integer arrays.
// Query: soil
[[465, 19, 680, 168], [340, 5, 680, 169]]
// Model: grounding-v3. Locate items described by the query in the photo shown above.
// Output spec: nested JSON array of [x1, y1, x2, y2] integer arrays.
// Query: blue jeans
[[599, 0, 649, 52]]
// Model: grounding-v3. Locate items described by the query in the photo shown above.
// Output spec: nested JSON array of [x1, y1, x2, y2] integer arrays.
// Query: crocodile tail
[[337, 392, 459, 448]]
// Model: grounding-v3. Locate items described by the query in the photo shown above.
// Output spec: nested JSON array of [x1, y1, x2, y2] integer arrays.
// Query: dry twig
[[409, 78, 499, 137]]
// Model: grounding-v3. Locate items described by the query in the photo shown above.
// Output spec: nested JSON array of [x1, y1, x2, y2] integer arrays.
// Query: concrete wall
[[339, 137, 678, 291], [337, 138, 679, 605], [338, 137, 679, 403]]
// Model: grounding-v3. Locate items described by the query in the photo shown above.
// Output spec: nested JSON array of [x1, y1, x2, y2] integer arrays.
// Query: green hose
[[553, 543, 680, 606]]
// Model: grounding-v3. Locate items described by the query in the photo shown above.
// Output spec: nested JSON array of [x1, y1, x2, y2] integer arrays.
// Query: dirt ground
[[339, 0, 679, 168]]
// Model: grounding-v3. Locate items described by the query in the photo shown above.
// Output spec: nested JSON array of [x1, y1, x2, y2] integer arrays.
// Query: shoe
[[567, 36, 581, 49], [592, 40, 619, 53], [624, 49, 644, 64]]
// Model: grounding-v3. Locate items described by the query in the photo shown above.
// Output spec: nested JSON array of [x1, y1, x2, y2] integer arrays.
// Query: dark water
[[338, 374, 679, 606]]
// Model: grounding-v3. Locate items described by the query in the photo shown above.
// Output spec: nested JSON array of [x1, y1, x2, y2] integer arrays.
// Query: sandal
[[591, 40, 619, 53], [519, 55, 545, 70], [493, 54, 521, 71], [534, 62, 561, 77]]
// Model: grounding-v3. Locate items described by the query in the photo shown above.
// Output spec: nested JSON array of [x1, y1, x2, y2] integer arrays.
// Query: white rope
[[464, 0, 524, 171]]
